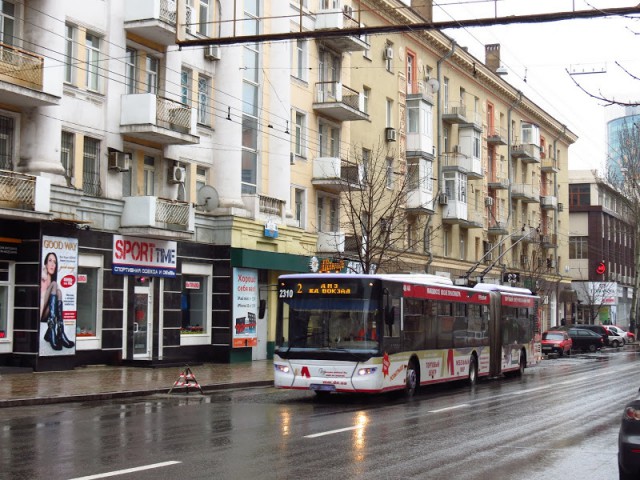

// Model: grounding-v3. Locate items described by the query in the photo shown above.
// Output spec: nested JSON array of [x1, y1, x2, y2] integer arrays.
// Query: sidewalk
[[0, 360, 274, 408]]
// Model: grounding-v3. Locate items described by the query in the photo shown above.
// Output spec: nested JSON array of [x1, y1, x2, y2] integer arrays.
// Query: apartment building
[[0, 0, 575, 371]]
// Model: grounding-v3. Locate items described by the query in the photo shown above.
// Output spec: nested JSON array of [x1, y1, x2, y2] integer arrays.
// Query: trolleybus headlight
[[357, 367, 377, 376], [274, 364, 290, 374]]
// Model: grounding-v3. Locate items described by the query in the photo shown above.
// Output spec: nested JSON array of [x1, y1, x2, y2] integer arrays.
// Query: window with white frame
[[196, 165, 208, 193], [294, 111, 306, 157], [386, 157, 393, 189], [241, 0, 260, 195], [64, 24, 75, 84], [294, 187, 305, 228], [384, 41, 393, 72], [85, 32, 101, 91], [76, 255, 102, 341], [386, 98, 393, 127], [0, 1, 14, 46], [318, 121, 339, 158], [143, 155, 155, 196], [198, 0, 210, 36], [146, 56, 159, 94], [0, 115, 15, 171], [473, 130, 481, 158], [521, 122, 540, 146], [181, 68, 192, 106], [360, 24, 370, 58], [293, 39, 307, 81], [362, 86, 370, 114], [125, 48, 137, 94], [197, 74, 210, 125]]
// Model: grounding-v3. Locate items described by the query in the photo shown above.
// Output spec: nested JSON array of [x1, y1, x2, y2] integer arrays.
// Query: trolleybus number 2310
[[274, 273, 539, 396]]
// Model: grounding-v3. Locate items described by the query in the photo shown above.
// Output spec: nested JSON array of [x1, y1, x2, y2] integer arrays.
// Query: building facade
[[567, 170, 635, 328], [0, 0, 575, 371]]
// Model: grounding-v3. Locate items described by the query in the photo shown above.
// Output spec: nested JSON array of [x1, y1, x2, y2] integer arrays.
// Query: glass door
[[133, 277, 153, 359]]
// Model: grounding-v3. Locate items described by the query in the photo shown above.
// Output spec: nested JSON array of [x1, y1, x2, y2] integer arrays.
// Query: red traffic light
[[595, 262, 606, 275]]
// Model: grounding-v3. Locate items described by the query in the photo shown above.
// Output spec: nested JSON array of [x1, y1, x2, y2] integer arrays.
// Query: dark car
[[541, 330, 572, 356], [619, 388, 640, 479], [567, 327, 604, 352], [578, 324, 611, 346]]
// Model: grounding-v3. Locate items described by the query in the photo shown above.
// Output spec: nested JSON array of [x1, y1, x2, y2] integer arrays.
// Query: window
[[384, 41, 393, 72], [82, 136, 101, 196], [569, 184, 590, 207], [145, 56, 159, 94], [294, 188, 305, 228], [143, 155, 155, 195], [521, 122, 540, 146], [329, 197, 338, 231], [318, 121, 339, 157], [386, 98, 393, 128], [196, 166, 207, 193], [125, 48, 137, 94], [386, 158, 393, 189], [317, 196, 324, 232], [197, 74, 210, 125], [122, 151, 132, 197], [85, 33, 101, 91], [180, 263, 212, 338], [318, 48, 340, 98], [569, 236, 588, 259], [242, 0, 260, 195], [473, 130, 481, 158], [0, 261, 11, 342], [406, 50, 416, 94], [360, 24, 370, 59], [0, 115, 14, 170], [294, 111, 306, 157], [0, 1, 14, 46], [361, 148, 370, 183], [76, 256, 102, 340], [293, 39, 307, 81], [362, 86, 370, 114], [181, 68, 192, 106], [64, 24, 75, 84], [60, 131, 74, 181], [198, 0, 210, 36]]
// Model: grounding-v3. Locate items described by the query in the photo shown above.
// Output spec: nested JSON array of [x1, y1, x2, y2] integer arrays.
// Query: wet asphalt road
[[2, 348, 638, 480]]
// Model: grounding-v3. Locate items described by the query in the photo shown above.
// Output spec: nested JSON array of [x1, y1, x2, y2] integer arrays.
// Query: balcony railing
[[241, 193, 286, 222], [314, 3, 368, 52], [156, 198, 191, 226], [156, 96, 190, 133], [313, 81, 368, 121], [511, 143, 541, 163], [124, 0, 181, 45], [486, 125, 507, 145], [121, 196, 194, 234], [0, 43, 43, 90], [511, 183, 540, 203], [0, 170, 50, 213], [442, 102, 467, 123], [442, 153, 483, 179]]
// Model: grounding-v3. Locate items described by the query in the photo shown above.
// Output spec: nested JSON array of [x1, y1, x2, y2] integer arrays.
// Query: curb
[[0, 380, 273, 408]]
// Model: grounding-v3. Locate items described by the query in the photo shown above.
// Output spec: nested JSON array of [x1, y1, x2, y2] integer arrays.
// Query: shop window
[[181, 275, 208, 334], [76, 255, 102, 346]]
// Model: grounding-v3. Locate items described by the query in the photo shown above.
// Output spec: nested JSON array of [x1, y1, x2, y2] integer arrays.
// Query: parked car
[[578, 324, 611, 346], [567, 327, 604, 352], [541, 330, 572, 356], [605, 327, 624, 348], [619, 388, 640, 479], [609, 325, 634, 344]]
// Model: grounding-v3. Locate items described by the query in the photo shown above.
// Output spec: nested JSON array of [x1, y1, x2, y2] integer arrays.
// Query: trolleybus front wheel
[[468, 356, 478, 387]]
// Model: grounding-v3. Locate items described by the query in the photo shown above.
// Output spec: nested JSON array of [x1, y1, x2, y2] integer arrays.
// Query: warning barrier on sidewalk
[[168, 366, 203, 394]]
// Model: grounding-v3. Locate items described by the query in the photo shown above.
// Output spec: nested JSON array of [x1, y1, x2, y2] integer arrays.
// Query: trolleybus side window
[[403, 298, 428, 351], [384, 297, 401, 353]]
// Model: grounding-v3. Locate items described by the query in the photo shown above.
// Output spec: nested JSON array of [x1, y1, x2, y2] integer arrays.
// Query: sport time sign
[[112, 235, 177, 278]]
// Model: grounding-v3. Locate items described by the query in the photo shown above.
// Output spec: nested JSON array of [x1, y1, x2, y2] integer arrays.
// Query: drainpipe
[[551, 125, 565, 276]]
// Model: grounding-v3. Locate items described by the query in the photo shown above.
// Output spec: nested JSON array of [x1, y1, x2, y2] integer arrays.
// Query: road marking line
[[512, 386, 550, 395], [305, 426, 362, 438], [68, 461, 181, 480], [428, 404, 470, 413]]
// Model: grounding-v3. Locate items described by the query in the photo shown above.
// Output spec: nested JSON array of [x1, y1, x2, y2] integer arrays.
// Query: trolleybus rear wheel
[[468, 356, 478, 387], [405, 360, 419, 397]]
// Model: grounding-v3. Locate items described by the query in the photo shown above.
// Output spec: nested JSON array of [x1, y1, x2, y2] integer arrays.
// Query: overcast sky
[[409, 0, 640, 171]]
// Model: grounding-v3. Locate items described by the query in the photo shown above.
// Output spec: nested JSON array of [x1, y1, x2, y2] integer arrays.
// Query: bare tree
[[336, 141, 438, 274], [567, 62, 640, 107]]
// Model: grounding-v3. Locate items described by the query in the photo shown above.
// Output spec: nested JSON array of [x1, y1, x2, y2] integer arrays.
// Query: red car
[[542, 330, 572, 356]]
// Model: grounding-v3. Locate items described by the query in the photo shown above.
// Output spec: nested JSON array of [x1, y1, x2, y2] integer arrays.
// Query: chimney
[[485, 43, 500, 73], [411, 0, 433, 22]]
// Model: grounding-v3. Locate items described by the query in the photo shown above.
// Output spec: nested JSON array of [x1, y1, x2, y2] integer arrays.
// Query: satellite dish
[[427, 78, 440, 93], [196, 185, 219, 212]]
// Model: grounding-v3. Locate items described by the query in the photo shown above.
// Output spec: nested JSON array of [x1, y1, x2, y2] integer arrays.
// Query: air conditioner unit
[[438, 193, 448, 205], [385, 127, 397, 142], [343, 5, 354, 17], [108, 151, 130, 172], [485, 197, 494, 207], [169, 166, 186, 184], [383, 47, 394, 60], [204, 45, 221, 61]]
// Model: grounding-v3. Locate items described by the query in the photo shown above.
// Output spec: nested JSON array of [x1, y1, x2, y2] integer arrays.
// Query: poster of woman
[[39, 236, 78, 356]]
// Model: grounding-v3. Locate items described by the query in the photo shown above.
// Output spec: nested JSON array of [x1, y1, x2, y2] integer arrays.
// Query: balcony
[[486, 125, 507, 145], [317, 231, 345, 253], [511, 227, 536, 244], [488, 219, 508, 236], [488, 171, 509, 189], [461, 111, 483, 132], [511, 144, 540, 163], [406, 187, 434, 214], [313, 82, 369, 122], [242, 194, 286, 223], [540, 233, 558, 249], [0, 170, 51, 220], [312, 157, 362, 192], [120, 94, 199, 145], [442, 153, 483, 179], [124, 0, 180, 46], [442, 103, 467, 124], [0, 43, 59, 107], [315, 3, 368, 52], [511, 183, 540, 203], [541, 157, 560, 173], [120, 196, 195, 239], [442, 199, 467, 225], [540, 195, 558, 210]]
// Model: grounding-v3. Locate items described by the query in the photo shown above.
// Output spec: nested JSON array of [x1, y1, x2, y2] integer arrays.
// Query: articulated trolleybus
[[274, 273, 539, 396]]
